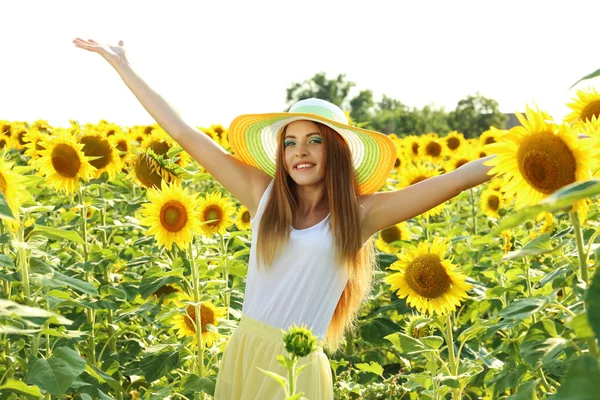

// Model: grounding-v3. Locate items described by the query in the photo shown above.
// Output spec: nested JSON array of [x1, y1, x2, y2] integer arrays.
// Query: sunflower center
[[80, 136, 112, 170], [394, 157, 401, 168], [203, 206, 223, 227], [487, 194, 500, 211], [411, 142, 419, 156], [149, 141, 171, 156], [0, 172, 7, 195], [144, 126, 154, 135], [51, 143, 81, 178], [404, 254, 452, 299], [135, 153, 165, 188], [447, 137, 460, 150], [455, 159, 469, 169], [185, 304, 215, 333], [0, 139, 6, 149], [241, 210, 250, 224], [17, 132, 26, 146], [117, 140, 128, 158], [410, 176, 427, 185], [425, 142, 442, 157], [485, 137, 496, 145], [581, 100, 600, 123], [517, 133, 576, 194], [160, 200, 188, 232], [381, 226, 401, 244]]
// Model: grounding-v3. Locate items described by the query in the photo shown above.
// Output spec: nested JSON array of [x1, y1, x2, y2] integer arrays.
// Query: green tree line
[[286, 72, 508, 138]]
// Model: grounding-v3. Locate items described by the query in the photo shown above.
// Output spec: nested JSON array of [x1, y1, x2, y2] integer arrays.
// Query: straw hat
[[228, 98, 396, 194]]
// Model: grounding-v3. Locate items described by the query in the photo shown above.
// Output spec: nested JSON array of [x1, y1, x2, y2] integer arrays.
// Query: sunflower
[[140, 127, 175, 157], [78, 130, 122, 180], [479, 126, 507, 147], [11, 122, 29, 151], [108, 131, 136, 168], [397, 163, 445, 218], [418, 132, 446, 163], [170, 292, 227, 347], [485, 106, 592, 221], [139, 181, 201, 250], [36, 128, 97, 194], [403, 135, 422, 159], [529, 211, 556, 240], [383, 238, 471, 315], [149, 284, 180, 306], [132, 150, 178, 189], [565, 87, 600, 126], [479, 189, 506, 219], [393, 151, 406, 171], [0, 154, 30, 230], [0, 134, 11, 150], [197, 192, 236, 236], [443, 146, 478, 172], [500, 230, 514, 254], [403, 314, 435, 339], [23, 126, 49, 161], [375, 222, 413, 253], [235, 205, 251, 231], [444, 131, 465, 153]]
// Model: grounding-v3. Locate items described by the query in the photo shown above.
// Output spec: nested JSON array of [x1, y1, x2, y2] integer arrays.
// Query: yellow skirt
[[214, 315, 333, 400]]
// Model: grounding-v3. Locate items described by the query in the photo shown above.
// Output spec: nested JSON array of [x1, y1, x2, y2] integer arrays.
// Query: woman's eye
[[284, 141, 294, 147], [310, 138, 322, 144]]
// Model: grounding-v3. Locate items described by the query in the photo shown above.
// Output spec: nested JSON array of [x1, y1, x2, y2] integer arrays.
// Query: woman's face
[[283, 120, 326, 187]]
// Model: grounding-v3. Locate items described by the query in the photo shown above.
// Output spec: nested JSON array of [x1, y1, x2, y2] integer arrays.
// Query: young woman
[[72, 38, 495, 399]]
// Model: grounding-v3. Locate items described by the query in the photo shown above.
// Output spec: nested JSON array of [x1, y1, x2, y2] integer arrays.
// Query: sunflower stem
[[79, 187, 96, 366], [189, 242, 206, 400], [469, 189, 478, 236], [570, 210, 598, 358], [17, 223, 31, 307], [219, 233, 230, 319], [445, 313, 460, 400]]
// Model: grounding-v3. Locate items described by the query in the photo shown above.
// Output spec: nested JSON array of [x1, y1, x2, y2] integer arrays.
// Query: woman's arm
[[72, 38, 271, 215], [360, 155, 496, 237]]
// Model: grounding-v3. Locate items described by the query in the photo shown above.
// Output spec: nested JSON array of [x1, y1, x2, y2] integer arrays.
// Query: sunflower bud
[[283, 324, 316, 358], [498, 208, 507, 217], [524, 221, 534, 230]]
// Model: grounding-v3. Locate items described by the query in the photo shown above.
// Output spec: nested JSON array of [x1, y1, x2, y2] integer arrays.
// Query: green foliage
[[447, 92, 507, 138]]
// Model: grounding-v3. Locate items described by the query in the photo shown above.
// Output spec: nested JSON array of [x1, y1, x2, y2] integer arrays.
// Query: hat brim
[[228, 112, 396, 195]]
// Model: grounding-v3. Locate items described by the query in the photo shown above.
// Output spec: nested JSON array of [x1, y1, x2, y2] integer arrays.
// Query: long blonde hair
[[256, 121, 377, 351]]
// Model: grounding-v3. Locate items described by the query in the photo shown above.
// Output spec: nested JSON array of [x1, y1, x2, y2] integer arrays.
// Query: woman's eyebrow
[[284, 132, 321, 139]]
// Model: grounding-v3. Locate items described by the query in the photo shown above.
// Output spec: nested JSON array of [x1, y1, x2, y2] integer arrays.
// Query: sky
[[1, 0, 599, 130]]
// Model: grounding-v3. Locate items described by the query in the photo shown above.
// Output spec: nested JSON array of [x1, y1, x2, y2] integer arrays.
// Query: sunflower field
[[2, 82, 600, 400]]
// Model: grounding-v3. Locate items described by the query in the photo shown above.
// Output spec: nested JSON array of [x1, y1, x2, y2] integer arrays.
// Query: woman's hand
[[72, 38, 129, 68]]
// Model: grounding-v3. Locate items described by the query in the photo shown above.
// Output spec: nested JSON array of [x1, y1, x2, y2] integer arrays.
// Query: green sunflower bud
[[283, 324, 316, 358], [524, 221, 534, 230], [498, 208, 507, 217]]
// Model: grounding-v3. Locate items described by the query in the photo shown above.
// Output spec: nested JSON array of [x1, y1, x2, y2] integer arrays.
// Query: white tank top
[[241, 180, 349, 339]]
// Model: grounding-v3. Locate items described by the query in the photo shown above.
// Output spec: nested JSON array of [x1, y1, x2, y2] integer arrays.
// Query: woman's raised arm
[[72, 38, 271, 215]]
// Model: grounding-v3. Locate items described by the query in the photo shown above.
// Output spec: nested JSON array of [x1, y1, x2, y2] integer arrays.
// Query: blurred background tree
[[286, 73, 507, 137]]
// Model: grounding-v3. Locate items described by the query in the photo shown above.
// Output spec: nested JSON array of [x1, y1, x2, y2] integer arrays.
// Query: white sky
[[1, 0, 599, 130]]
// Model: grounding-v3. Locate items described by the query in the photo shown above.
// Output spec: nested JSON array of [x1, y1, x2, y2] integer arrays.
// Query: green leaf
[[0, 190, 15, 220], [30, 270, 98, 296], [182, 374, 215, 396], [492, 179, 600, 234], [0, 253, 14, 269], [552, 355, 600, 399], [0, 378, 43, 397], [502, 233, 559, 261], [567, 313, 595, 339], [497, 297, 549, 320], [355, 361, 384, 378], [360, 317, 402, 345], [570, 68, 600, 89], [257, 367, 288, 392], [384, 332, 436, 355], [139, 266, 182, 299], [27, 224, 85, 244], [0, 299, 73, 326], [24, 346, 86, 396], [585, 264, 600, 345], [520, 320, 567, 367], [507, 380, 539, 400], [139, 348, 179, 382]]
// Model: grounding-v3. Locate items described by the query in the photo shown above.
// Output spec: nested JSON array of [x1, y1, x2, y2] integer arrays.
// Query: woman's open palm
[[72, 38, 129, 67]]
